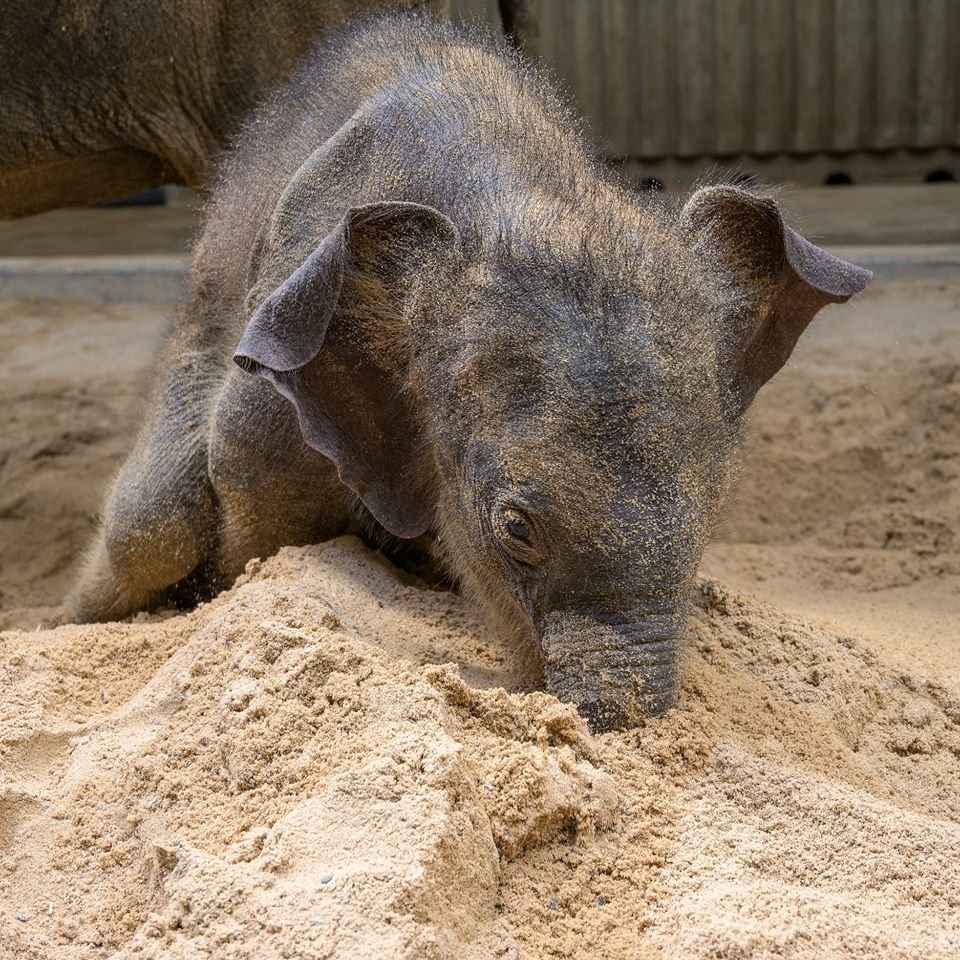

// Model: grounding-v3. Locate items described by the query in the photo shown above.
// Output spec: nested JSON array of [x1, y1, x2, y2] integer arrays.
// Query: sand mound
[[2, 277, 958, 957], [3, 537, 958, 959]]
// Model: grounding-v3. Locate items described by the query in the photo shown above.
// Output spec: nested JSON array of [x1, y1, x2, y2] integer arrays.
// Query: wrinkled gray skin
[[0, 0, 453, 217], [67, 15, 870, 732]]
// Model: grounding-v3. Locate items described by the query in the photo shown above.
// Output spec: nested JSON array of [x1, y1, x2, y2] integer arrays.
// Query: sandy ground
[[1, 266, 958, 958]]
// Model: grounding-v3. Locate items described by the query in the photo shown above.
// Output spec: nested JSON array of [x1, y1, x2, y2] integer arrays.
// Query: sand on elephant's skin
[[1, 274, 959, 958]]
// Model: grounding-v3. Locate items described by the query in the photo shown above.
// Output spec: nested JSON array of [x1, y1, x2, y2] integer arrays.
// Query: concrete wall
[[451, 0, 960, 183], [534, 0, 959, 158]]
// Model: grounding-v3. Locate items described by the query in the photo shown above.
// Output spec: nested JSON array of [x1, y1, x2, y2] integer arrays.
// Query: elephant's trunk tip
[[540, 612, 682, 734]]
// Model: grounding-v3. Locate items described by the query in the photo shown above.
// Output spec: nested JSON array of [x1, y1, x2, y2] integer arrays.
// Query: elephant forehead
[[466, 423, 721, 533], [456, 352, 729, 486]]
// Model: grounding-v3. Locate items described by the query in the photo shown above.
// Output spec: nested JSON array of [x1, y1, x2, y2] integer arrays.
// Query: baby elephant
[[68, 14, 870, 731]]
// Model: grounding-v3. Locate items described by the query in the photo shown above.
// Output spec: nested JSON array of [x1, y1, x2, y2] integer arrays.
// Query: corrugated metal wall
[[459, 0, 960, 162]]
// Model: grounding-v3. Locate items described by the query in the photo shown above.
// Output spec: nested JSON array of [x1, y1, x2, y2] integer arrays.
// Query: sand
[[1, 273, 958, 958]]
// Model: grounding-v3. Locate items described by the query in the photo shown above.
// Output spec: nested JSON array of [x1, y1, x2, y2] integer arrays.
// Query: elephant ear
[[234, 201, 461, 538], [681, 185, 871, 410]]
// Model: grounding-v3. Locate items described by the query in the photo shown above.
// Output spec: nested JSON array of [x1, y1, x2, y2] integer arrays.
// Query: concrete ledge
[[827, 245, 960, 281], [0, 246, 956, 303], [0, 256, 188, 302]]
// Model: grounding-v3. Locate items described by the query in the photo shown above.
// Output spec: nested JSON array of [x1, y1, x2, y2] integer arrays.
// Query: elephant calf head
[[234, 181, 870, 732]]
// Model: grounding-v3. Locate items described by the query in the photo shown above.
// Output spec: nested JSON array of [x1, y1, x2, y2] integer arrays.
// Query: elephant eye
[[504, 510, 531, 542], [492, 506, 543, 566]]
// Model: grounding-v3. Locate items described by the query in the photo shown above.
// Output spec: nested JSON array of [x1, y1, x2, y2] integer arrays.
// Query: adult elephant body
[[0, 0, 447, 218]]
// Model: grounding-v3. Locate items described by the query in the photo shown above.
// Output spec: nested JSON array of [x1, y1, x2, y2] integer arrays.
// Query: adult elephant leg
[[207, 369, 352, 587]]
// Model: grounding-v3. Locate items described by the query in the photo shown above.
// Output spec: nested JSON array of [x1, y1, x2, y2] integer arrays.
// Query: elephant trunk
[[539, 611, 682, 732]]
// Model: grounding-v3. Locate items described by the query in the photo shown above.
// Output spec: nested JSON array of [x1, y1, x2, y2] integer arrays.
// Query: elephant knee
[[101, 471, 211, 588]]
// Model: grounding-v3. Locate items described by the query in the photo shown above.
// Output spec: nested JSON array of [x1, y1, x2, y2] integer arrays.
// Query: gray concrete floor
[[0, 204, 200, 257]]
